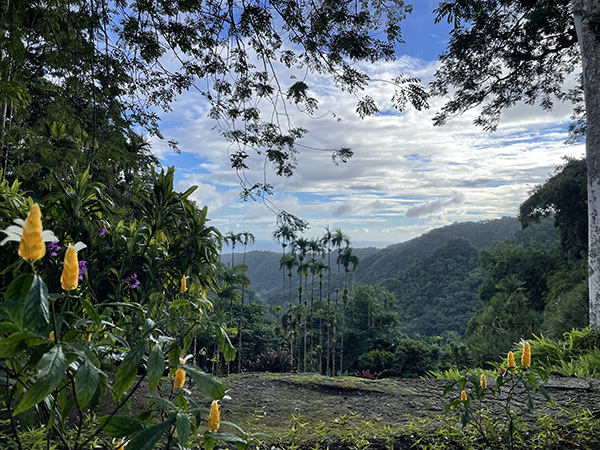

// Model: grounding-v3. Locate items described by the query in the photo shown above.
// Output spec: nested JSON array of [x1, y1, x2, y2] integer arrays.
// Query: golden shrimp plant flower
[[208, 400, 220, 432], [61, 242, 87, 291], [480, 373, 487, 389], [181, 275, 187, 293], [0, 203, 58, 261], [174, 358, 186, 389], [522, 341, 531, 367], [507, 351, 516, 373], [460, 390, 467, 401]]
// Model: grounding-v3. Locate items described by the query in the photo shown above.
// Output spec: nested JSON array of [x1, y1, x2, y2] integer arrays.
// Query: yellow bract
[[49, 330, 55, 341], [521, 341, 531, 367], [116, 440, 125, 450], [208, 400, 220, 432], [460, 390, 467, 401], [174, 359, 186, 389], [61, 244, 79, 290], [18, 204, 46, 261], [480, 373, 487, 389], [181, 275, 187, 293], [507, 351, 516, 373]]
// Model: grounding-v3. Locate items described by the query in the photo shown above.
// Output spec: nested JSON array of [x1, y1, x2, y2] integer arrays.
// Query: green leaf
[[75, 359, 99, 409], [218, 326, 236, 362], [14, 345, 67, 415], [147, 345, 165, 393], [112, 342, 146, 400], [0, 322, 19, 334], [98, 415, 146, 438], [5, 273, 33, 302], [80, 297, 101, 328], [147, 396, 177, 412], [182, 365, 226, 400], [0, 332, 46, 358], [213, 432, 248, 444], [176, 412, 192, 445], [23, 275, 49, 330], [126, 418, 175, 450]]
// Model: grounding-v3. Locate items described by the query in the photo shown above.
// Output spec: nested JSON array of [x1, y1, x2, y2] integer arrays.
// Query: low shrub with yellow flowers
[[0, 192, 252, 450], [443, 340, 551, 449]]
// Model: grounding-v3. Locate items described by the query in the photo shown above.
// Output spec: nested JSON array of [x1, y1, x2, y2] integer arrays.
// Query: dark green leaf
[[176, 412, 192, 445], [147, 345, 165, 393], [14, 345, 67, 415], [75, 359, 99, 409], [5, 273, 33, 302], [80, 297, 102, 328], [147, 396, 177, 412], [23, 275, 49, 330], [213, 432, 247, 444], [98, 415, 146, 438], [218, 326, 236, 362], [112, 342, 146, 400], [126, 418, 175, 450], [182, 365, 226, 400], [0, 332, 46, 358]]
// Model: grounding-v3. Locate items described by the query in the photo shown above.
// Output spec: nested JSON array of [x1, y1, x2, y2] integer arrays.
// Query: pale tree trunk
[[574, 0, 600, 327]]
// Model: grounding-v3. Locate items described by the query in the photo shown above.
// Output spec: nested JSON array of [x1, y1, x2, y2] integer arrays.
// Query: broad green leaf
[[5, 273, 33, 302], [147, 345, 165, 393], [112, 342, 146, 400], [80, 297, 101, 328], [0, 322, 19, 334], [23, 275, 49, 330], [218, 326, 236, 362], [14, 345, 67, 415], [0, 332, 47, 358], [176, 412, 192, 445], [98, 415, 145, 438], [213, 432, 248, 444], [182, 365, 226, 400], [75, 359, 99, 409], [126, 418, 175, 450]]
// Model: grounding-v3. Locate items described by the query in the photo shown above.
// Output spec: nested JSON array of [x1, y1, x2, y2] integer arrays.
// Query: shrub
[[394, 339, 440, 378], [357, 349, 394, 373], [252, 351, 295, 372]]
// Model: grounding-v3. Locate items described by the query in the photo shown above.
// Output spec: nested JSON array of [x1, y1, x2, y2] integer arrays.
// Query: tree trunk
[[574, 0, 600, 328]]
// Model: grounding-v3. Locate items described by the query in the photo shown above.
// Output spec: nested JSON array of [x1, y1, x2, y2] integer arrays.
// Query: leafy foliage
[[251, 351, 295, 373]]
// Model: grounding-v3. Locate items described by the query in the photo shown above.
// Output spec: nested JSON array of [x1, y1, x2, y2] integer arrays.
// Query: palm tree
[[224, 230, 241, 266], [279, 253, 296, 306], [330, 228, 348, 375], [273, 224, 296, 304], [321, 226, 335, 300], [237, 231, 255, 373], [337, 246, 359, 372]]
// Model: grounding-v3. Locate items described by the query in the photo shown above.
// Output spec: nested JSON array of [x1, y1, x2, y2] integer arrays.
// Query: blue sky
[[154, 2, 584, 252]]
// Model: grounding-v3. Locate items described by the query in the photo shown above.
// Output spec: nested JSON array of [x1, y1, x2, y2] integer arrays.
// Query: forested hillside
[[241, 216, 558, 340]]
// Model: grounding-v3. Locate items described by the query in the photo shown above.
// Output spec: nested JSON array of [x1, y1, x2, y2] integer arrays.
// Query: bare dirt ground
[[213, 372, 600, 449]]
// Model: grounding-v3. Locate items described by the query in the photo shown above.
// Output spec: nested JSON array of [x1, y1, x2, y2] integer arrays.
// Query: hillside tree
[[430, 0, 600, 328]]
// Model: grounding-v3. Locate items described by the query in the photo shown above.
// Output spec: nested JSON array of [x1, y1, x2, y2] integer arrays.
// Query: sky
[[153, 1, 585, 252]]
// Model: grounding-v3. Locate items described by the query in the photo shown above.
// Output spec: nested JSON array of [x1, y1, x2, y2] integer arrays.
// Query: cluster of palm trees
[[273, 225, 360, 375]]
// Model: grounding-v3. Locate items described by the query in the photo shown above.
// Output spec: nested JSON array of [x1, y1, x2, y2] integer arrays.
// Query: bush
[[252, 351, 295, 372], [393, 339, 440, 378], [357, 349, 394, 373]]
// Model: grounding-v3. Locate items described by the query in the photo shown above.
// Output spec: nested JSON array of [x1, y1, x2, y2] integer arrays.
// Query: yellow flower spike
[[522, 341, 531, 367], [49, 330, 55, 341], [19, 204, 46, 261], [0, 203, 58, 261], [88, 333, 92, 341], [208, 400, 220, 432], [507, 351, 516, 373], [460, 390, 467, 402], [60, 242, 87, 291], [174, 358, 186, 389], [180, 275, 187, 293], [480, 373, 487, 389], [116, 440, 125, 450]]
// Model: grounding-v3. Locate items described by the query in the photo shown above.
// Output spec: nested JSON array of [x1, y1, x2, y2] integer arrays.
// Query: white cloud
[[405, 192, 466, 219]]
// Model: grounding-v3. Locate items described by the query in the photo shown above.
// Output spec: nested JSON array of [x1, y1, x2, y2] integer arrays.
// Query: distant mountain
[[228, 216, 558, 336]]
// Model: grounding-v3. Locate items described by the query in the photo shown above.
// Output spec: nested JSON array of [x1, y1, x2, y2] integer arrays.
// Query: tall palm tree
[[237, 231, 255, 373], [337, 246, 360, 373], [279, 253, 296, 306], [321, 226, 335, 300], [273, 224, 296, 304], [330, 228, 348, 375], [224, 230, 241, 266]]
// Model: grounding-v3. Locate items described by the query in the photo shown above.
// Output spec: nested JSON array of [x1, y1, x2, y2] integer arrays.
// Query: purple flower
[[78, 260, 88, 280], [96, 228, 107, 236], [124, 273, 140, 289], [46, 241, 61, 257]]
